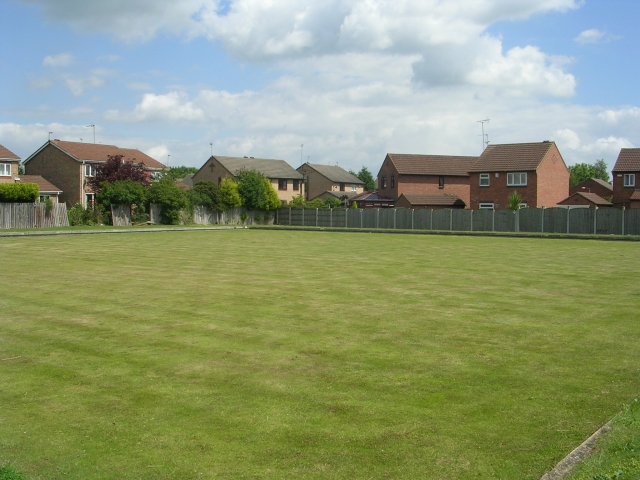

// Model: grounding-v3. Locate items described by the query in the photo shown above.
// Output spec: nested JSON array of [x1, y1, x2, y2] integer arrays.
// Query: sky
[[1, 0, 639, 176]]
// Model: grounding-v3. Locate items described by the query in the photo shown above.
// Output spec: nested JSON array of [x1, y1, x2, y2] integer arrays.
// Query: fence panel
[[110, 204, 131, 226], [519, 208, 543, 232], [542, 208, 566, 233], [395, 208, 413, 229], [452, 210, 471, 231], [625, 209, 640, 236], [0, 203, 69, 229], [493, 210, 515, 232], [472, 209, 493, 231], [567, 208, 592, 234], [413, 209, 431, 230], [596, 208, 623, 235], [430, 209, 449, 230]]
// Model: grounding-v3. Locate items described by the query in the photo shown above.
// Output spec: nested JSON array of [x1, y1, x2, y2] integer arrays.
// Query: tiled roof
[[573, 192, 612, 206], [50, 140, 166, 169], [630, 190, 640, 201], [14, 175, 62, 193], [0, 145, 20, 160], [398, 193, 466, 207], [315, 190, 360, 200], [213, 155, 303, 179], [387, 153, 476, 176], [469, 142, 554, 172], [303, 163, 363, 184], [590, 178, 614, 191], [612, 148, 640, 172], [350, 191, 393, 202]]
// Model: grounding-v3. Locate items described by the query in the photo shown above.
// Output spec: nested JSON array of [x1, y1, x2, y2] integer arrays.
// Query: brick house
[[395, 193, 466, 209], [469, 141, 569, 210], [558, 192, 612, 209], [611, 148, 640, 209], [192, 155, 304, 204], [14, 176, 63, 203], [297, 163, 364, 201], [23, 140, 165, 207], [569, 178, 612, 200], [348, 191, 394, 209], [377, 153, 477, 208], [0, 144, 21, 183]]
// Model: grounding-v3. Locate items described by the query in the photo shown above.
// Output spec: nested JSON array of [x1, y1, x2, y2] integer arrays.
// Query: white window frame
[[0, 163, 11, 176], [624, 173, 635, 187], [351, 184, 357, 191], [519, 203, 527, 209], [507, 172, 527, 186], [479, 203, 494, 210], [85, 193, 95, 207], [479, 173, 490, 187], [85, 164, 96, 177]]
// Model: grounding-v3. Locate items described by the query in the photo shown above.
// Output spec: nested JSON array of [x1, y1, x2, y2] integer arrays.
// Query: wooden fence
[[110, 204, 131, 226], [0, 203, 70, 229]]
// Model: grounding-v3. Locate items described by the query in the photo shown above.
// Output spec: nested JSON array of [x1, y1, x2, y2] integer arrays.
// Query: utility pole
[[477, 119, 490, 152], [210, 143, 213, 157], [86, 124, 96, 144]]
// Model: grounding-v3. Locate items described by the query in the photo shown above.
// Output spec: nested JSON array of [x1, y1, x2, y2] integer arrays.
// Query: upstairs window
[[479, 173, 490, 187], [278, 179, 288, 190], [624, 174, 635, 187], [381, 176, 387, 189], [351, 184, 357, 191], [439, 176, 444, 188], [507, 172, 527, 186], [0, 163, 11, 176], [293, 180, 300, 191], [340, 183, 345, 191], [391, 175, 395, 188], [85, 164, 96, 177]]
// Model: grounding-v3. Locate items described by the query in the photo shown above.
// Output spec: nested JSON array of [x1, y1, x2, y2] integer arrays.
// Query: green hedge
[[0, 183, 39, 202]]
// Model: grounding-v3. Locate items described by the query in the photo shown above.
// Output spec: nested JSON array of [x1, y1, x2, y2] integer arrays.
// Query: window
[[381, 176, 387, 189], [278, 179, 288, 190], [340, 183, 345, 191], [39, 195, 50, 203], [391, 175, 395, 188], [479, 173, 490, 187], [479, 203, 494, 209], [85, 193, 95, 206], [624, 174, 635, 187], [293, 180, 300, 191], [519, 203, 527, 209], [351, 184, 357, 191], [439, 176, 444, 188], [507, 172, 527, 186], [0, 163, 11, 176], [84, 164, 96, 177]]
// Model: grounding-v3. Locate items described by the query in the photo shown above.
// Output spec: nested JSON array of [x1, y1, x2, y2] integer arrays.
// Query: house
[[23, 140, 166, 207], [395, 193, 466, 209], [558, 192, 613, 209], [468, 141, 569, 210], [348, 191, 394, 209], [313, 190, 360, 206], [192, 155, 304, 204], [376, 153, 477, 208], [569, 178, 612, 199], [611, 148, 640, 209], [0, 144, 21, 182], [14, 175, 63, 203], [296, 163, 364, 200]]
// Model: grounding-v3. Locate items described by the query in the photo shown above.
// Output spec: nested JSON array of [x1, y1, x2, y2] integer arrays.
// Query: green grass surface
[[1, 230, 639, 479]]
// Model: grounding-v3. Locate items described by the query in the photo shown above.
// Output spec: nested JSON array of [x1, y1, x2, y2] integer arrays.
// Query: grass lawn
[[1, 230, 639, 479]]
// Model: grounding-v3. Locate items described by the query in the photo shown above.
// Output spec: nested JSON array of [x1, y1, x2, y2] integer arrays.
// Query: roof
[[14, 175, 62, 193], [630, 190, 640, 201], [469, 142, 555, 173], [559, 192, 612, 206], [313, 190, 360, 200], [302, 163, 363, 184], [350, 191, 394, 202], [386, 153, 477, 176], [398, 193, 466, 207], [210, 155, 303, 179], [0, 145, 20, 161], [179, 173, 195, 188], [612, 148, 640, 172], [589, 178, 614, 190], [25, 140, 166, 170]]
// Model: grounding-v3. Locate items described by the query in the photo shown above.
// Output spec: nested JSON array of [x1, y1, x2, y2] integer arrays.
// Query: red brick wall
[[569, 179, 612, 199], [25, 145, 81, 206], [612, 171, 639, 209], [397, 175, 470, 207], [536, 146, 569, 207], [377, 156, 397, 199], [470, 171, 538, 209]]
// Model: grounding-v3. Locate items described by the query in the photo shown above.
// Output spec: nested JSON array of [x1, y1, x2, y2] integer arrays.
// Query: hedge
[[0, 183, 39, 202]]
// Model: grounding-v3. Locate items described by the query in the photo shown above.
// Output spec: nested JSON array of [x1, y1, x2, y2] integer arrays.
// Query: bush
[[236, 169, 281, 211], [146, 176, 188, 225], [220, 178, 242, 208], [0, 183, 38, 202], [67, 203, 107, 226], [96, 180, 146, 211], [188, 181, 224, 212]]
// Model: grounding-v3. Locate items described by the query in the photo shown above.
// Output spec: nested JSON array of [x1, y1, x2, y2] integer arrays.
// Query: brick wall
[[397, 175, 470, 207], [25, 145, 81, 206], [612, 171, 639, 209], [536, 147, 569, 207], [298, 165, 334, 200], [470, 171, 538, 209], [569, 178, 612, 199]]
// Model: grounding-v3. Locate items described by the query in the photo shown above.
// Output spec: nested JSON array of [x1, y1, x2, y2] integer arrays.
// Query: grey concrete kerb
[[0, 226, 244, 237]]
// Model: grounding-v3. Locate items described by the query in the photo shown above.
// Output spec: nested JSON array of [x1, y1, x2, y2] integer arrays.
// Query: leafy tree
[[146, 175, 188, 224], [165, 166, 199, 181], [89, 155, 149, 194], [0, 183, 38, 202], [96, 180, 146, 210], [188, 181, 224, 213], [220, 178, 242, 208], [236, 169, 281, 210], [568, 160, 611, 187], [508, 191, 522, 211], [357, 167, 376, 191]]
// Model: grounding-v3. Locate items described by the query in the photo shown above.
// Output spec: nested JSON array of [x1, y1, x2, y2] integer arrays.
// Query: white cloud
[[106, 91, 207, 122], [64, 76, 107, 96], [43, 52, 74, 67], [578, 136, 634, 155], [574, 29, 605, 44], [554, 128, 581, 150], [146, 145, 170, 161], [598, 107, 640, 124]]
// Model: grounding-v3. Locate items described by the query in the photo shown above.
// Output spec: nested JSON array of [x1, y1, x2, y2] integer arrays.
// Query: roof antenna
[[477, 119, 490, 152], [48, 131, 53, 141], [85, 124, 96, 144]]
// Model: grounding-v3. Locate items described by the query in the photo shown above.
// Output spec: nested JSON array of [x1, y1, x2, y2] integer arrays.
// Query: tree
[[96, 180, 146, 210], [356, 167, 376, 191], [220, 178, 242, 208], [568, 160, 611, 187], [507, 191, 522, 211], [165, 166, 199, 181], [236, 169, 281, 210], [188, 181, 224, 213], [88, 155, 149, 193], [146, 175, 188, 224]]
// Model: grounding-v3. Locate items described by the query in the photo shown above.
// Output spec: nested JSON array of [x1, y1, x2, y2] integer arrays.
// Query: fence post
[[622, 206, 625, 235], [430, 209, 433, 230], [411, 209, 414, 230], [566, 207, 570, 234], [376, 208, 379, 229], [516, 209, 519, 233], [315, 208, 318, 227], [394, 209, 397, 229], [302, 208, 305, 227], [450, 209, 453, 231], [330, 208, 333, 228], [492, 208, 495, 232], [289, 208, 292, 226], [541, 207, 545, 233], [593, 206, 597, 235], [470, 209, 473, 232], [361, 208, 363, 229]]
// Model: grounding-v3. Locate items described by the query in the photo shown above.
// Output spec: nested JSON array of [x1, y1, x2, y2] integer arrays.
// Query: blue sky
[[1, 0, 639, 175]]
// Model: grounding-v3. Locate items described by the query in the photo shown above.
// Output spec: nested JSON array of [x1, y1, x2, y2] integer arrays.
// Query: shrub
[[508, 191, 522, 211], [0, 183, 38, 202], [188, 181, 224, 212], [87, 155, 149, 194], [220, 178, 242, 208], [67, 203, 107, 226], [236, 169, 281, 211], [146, 176, 188, 225], [96, 180, 146, 211]]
